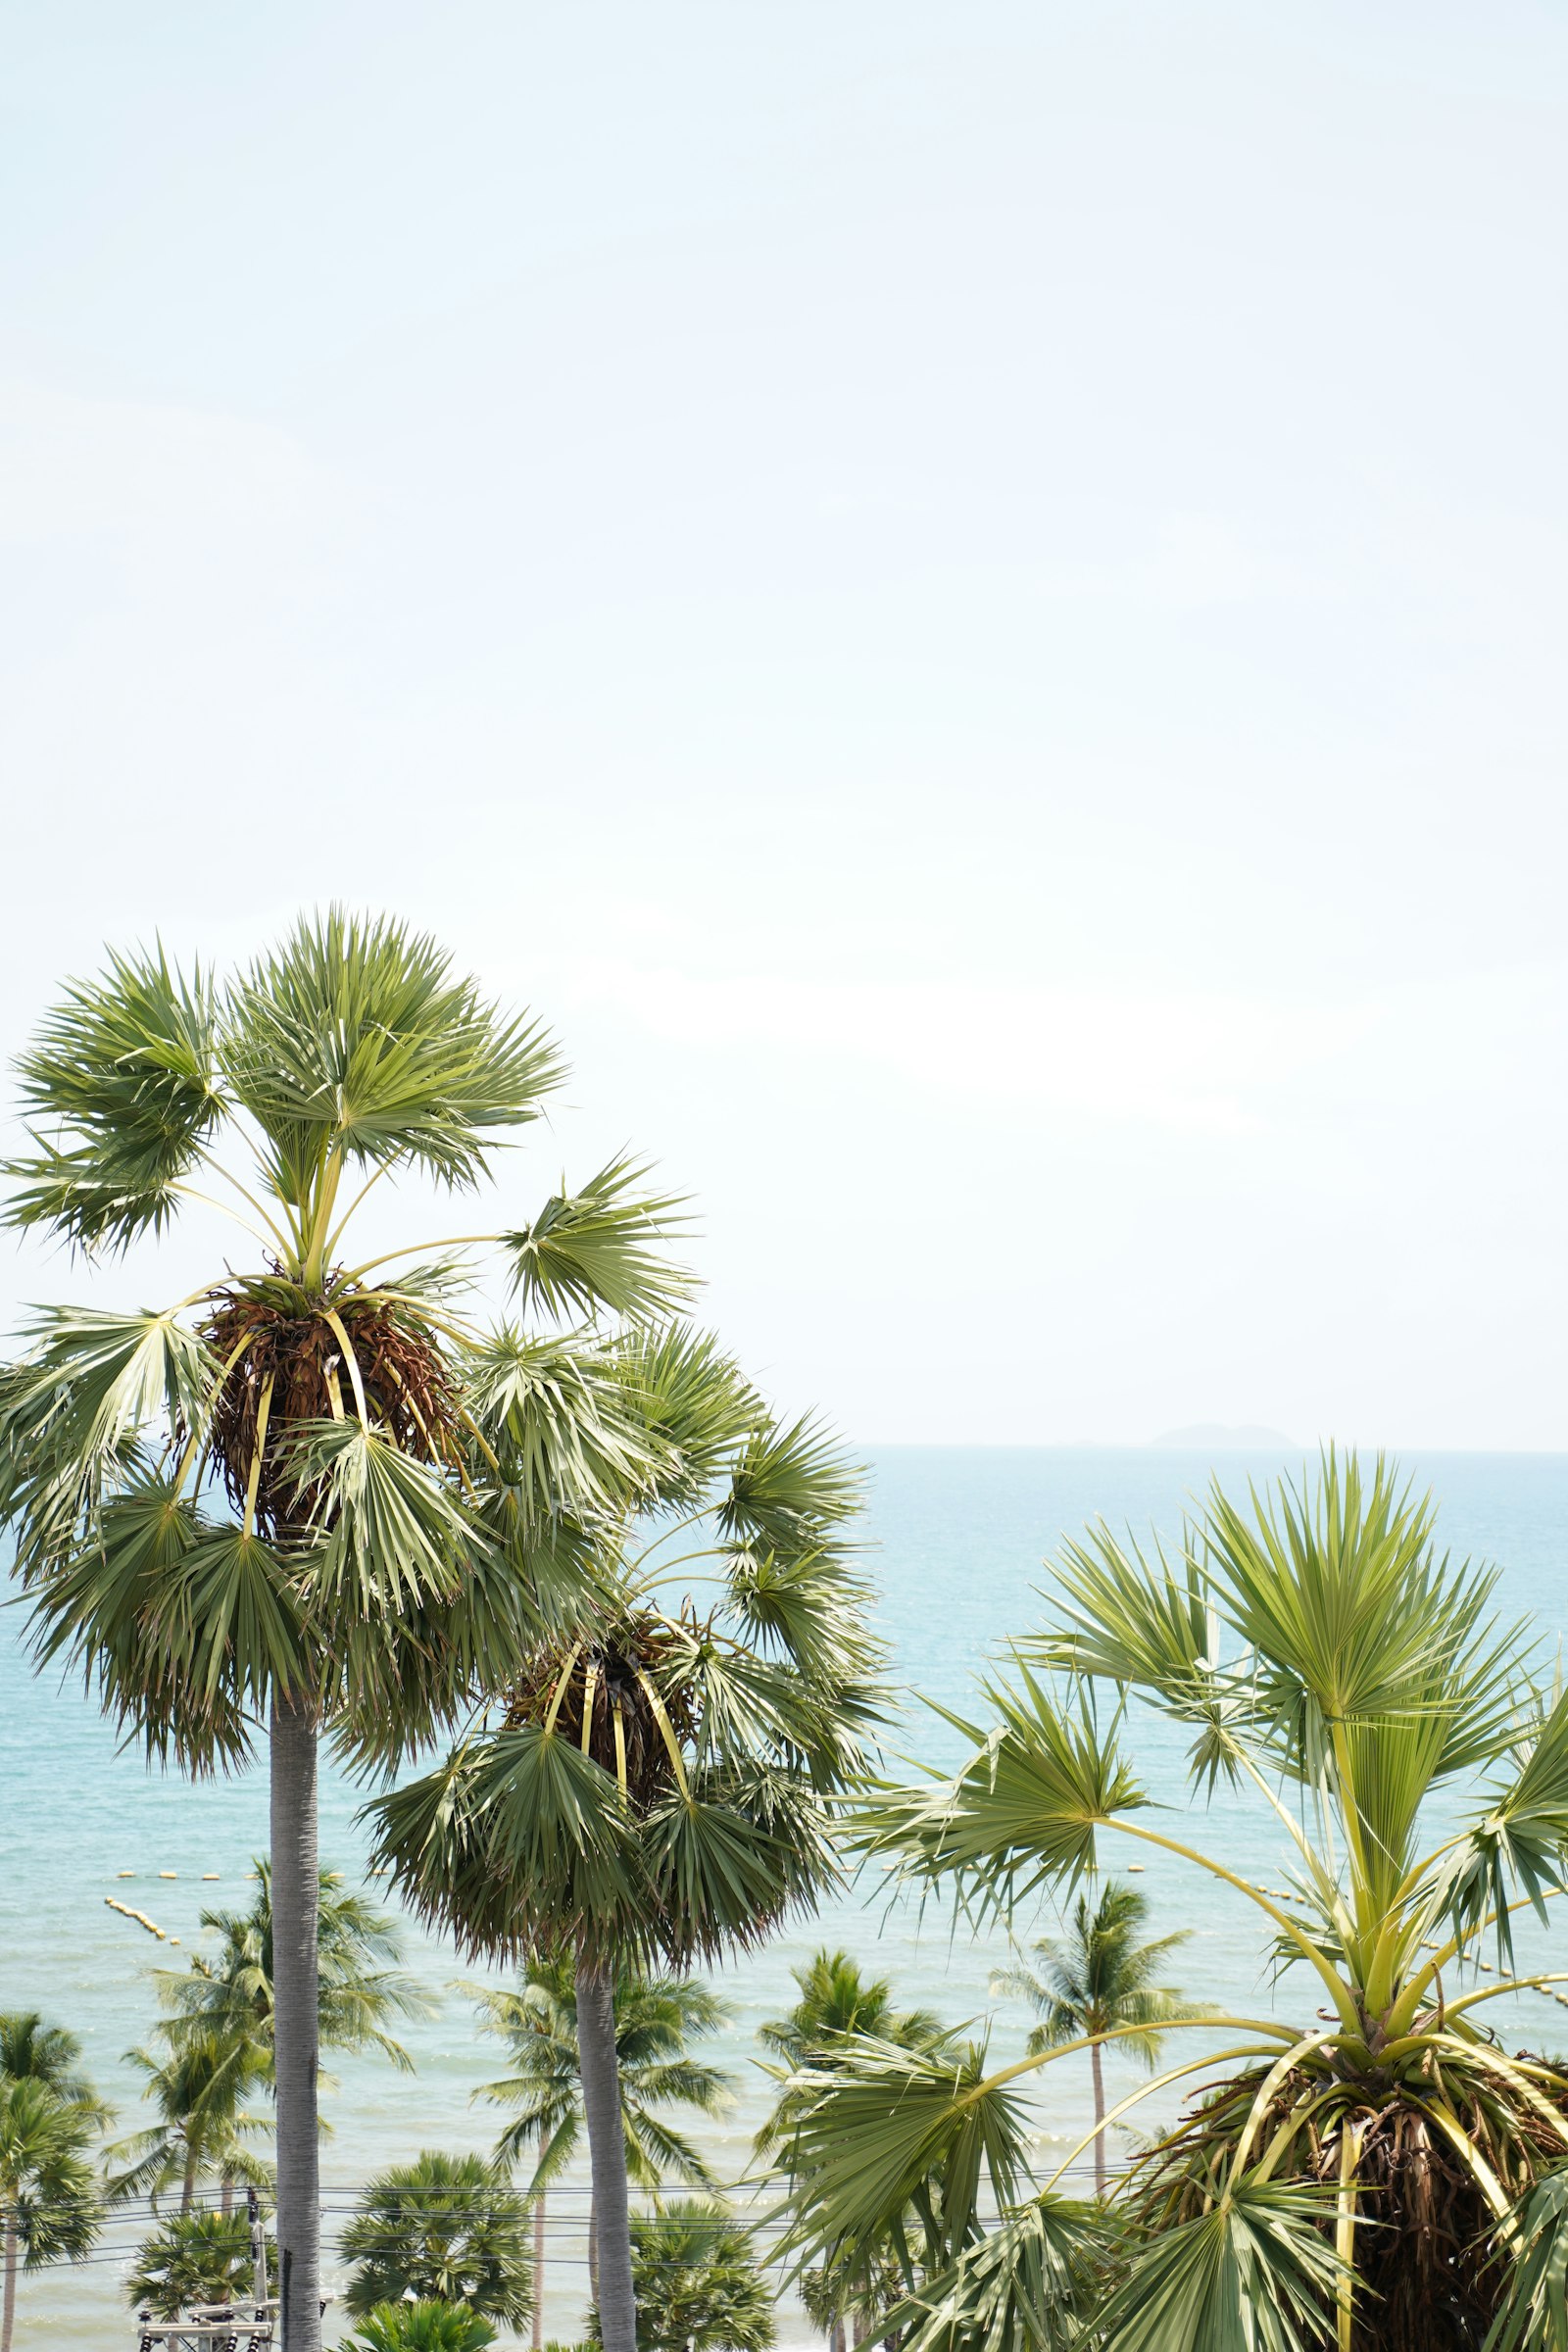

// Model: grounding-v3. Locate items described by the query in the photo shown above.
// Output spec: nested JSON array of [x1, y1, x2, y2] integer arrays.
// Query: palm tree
[[0, 2014, 106, 2109], [776, 1454, 1568, 2352], [0, 2078, 102, 2352], [756, 1949, 944, 2129], [0, 911, 687, 2351], [340, 2150, 532, 2328], [107, 2027, 270, 2216], [467, 1955, 734, 2343], [127, 2206, 256, 2317], [368, 1333, 880, 2352], [756, 1953, 945, 2352], [345, 2304, 498, 2352], [991, 1885, 1201, 2195], [156, 1859, 433, 2086], [593, 2201, 774, 2352]]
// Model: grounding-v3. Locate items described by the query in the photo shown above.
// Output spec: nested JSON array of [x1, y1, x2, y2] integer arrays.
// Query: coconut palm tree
[[991, 1885, 1202, 2195], [107, 2026, 270, 2215], [594, 2201, 775, 2352], [0, 2077, 102, 2352], [0, 2014, 106, 2111], [367, 1331, 880, 2352], [0, 912, 686, 2351], [127, 2205, 257, 2317], [776, 1453, 1568, 2352], [756, 1953, 946, 2352], [756, 1950, 944, 2141], [467, 1955, 734, 2342], [156, 1859, 432, 2088], [340, 2150, 532, 2328]]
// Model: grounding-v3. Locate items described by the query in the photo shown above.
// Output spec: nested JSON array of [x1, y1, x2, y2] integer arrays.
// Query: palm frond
[[5, 943, 222, 1251], [856, 1679, 1148, 1924], [865, 2193, 1110, 2352], [1095, 2176, 1348, 2352], [221, 906, 562, 1201], [501, 1157, 696, 1325]]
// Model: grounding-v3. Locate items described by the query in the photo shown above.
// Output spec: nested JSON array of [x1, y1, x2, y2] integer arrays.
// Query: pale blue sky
[[3, 2, 1566, 1447]]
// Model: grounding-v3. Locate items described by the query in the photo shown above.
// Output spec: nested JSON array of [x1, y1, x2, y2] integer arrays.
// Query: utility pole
[[249, 2185, 270, 2312]]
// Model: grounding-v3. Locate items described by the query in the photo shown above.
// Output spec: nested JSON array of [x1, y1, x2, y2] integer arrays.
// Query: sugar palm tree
[[991, 1885, 1202, 2195], [127, 2205, 256, 2317], [368, 1333, 880, 2352], [345, 2304, 498, 2352], [756, 1954, 946, 2352], [0, 2078, 102, 2352], [467, 1955, 734, 2343], [0, 913, 688, 2351], [776, 1454, 1568, 2352], [340, 2150, 532, 2328], [107, 2026, 270, 2215], [594, 2201, 775, 2352]]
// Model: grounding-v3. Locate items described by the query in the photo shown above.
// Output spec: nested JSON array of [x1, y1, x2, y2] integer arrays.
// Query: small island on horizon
[[1150, 1422, 1298, 1450]]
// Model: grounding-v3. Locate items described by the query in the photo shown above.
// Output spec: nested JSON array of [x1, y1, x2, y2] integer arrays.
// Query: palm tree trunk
[[271, 1691, 321, 2352], [532, 2171, 547, 2352], [830, 2320, 846, 2352], [2, 2213, 18, 2352], [575, 1950, 635, 2352], [181, 2143, 199, 2216], [588, 2185, 598, 2301], [220, 2173, 234, 2222], [1090, 2039, 1107, 2198]]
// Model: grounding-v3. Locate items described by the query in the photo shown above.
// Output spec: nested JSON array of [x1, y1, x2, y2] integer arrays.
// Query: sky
[[1, 0, 1566, 1450]]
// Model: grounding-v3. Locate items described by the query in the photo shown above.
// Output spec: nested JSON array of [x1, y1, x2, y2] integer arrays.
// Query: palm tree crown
[[0, 2016, 105, 2112], [106, 2026, 270, 2215], [367, 1329, 880, 2352], [470, 1955, 733, 2187], [0, 2064, 103, 2352], [593, 2200, 776, 2352], [339, 2150, 533, 2326], [758, 1951, 944, 2071], [155, 1859, 432, 2080], [777, 1454, 1568, 2352]]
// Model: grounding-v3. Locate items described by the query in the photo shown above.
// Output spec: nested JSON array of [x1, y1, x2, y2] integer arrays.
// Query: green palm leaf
[[221, 908, 562, 1203], [857, 1680, 1148, 1922], [5, 944, 222, 1251], [867, 2192, 1110, 2352], [502, 1157, 696, 1325], [1095, 2178, 1347, 2352]]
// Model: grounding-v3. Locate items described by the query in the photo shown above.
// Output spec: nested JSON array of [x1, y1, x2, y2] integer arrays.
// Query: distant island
[[1150, 1422, 1298, 1450]]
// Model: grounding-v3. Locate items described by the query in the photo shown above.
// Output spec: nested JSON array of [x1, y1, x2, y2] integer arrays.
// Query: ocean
[[4, 1445, 1567, 2346]]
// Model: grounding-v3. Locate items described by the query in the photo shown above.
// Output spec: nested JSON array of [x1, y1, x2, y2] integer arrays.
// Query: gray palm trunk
[[532, 2180, 547, 2352], [271, 1693, 321, 2352], [575, 1953, 636, 2352], [2, 2213, 17, 2352], [531, 2129, 552, 2352], [1089, 2036, 1107, 2198]]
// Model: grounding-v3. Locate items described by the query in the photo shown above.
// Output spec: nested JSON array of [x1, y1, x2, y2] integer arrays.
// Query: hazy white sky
[[2, 1, 1565, 1448]]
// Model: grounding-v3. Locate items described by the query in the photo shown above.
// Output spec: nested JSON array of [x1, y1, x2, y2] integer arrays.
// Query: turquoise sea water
[[5, 1445, 1567, 2346]]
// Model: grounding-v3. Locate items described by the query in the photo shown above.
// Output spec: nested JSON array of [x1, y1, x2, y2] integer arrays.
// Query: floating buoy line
[[105, 1895, 175, 1942]]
